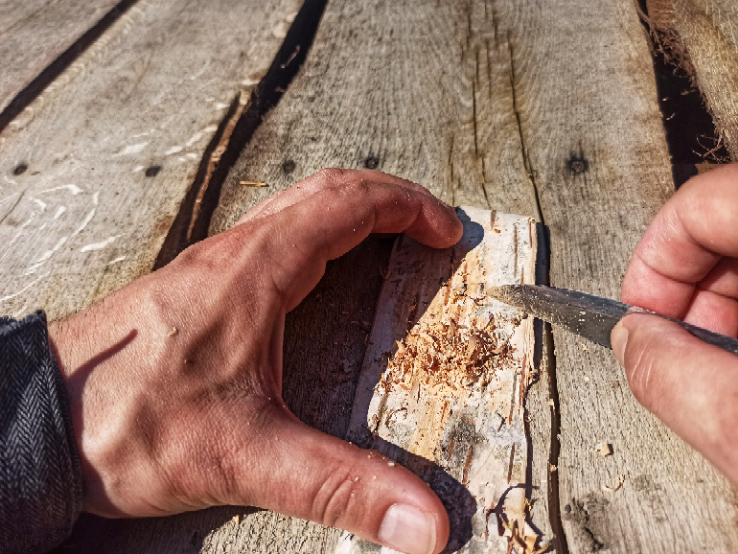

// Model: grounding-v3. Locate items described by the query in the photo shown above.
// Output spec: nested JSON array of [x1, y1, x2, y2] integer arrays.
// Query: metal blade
[[489, 285, 628, 349], [490, 284, 738, 356]]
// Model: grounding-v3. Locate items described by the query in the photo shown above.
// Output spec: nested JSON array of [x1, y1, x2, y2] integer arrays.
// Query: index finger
[[237, 169, 463, 311], [237, 169, 437, 224], [622, 164, 738, 318]]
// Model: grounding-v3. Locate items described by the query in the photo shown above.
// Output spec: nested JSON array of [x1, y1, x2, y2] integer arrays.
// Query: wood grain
[[495, 0, 738, 551], [647, 0, 738, 160], [0, 0, 303, 322], [0, 0, 124, 116], [210, 0, 738, 552], [208, 0, 554, 551]]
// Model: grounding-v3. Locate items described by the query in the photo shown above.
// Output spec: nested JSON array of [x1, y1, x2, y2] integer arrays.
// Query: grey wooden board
[[0, 0, 122, 115], [647, 0, 738, 161], [208, 0, 555, 551], [211, 0, 738, 552], [0, 0, 303, 322], [491, 0, 738, 552]]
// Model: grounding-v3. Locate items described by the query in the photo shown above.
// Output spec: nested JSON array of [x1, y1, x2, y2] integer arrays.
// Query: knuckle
[[345, 178, 372, 196], [312, 465, 362, 527], [623, 330, 660, 411], [172, 227, 254, 280], [316, 168, 348, 187]]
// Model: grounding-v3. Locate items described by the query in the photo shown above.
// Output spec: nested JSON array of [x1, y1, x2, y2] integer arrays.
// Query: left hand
[[49, 169, 462, 554]]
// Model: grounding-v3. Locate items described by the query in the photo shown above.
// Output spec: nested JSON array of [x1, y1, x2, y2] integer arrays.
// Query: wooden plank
[[646, 0, 738, 160], [207, 0, 555, 552], [340, 209, 543, 554], [63, 0, 738, 552], [0, 0, 303, 322], [493, 0, 738, 552], [0, 0, 124, 116], [208, 0, 738, 551]]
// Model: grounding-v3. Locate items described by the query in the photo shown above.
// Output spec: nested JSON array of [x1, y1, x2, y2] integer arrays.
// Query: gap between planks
[[155, 0, 330, 266]]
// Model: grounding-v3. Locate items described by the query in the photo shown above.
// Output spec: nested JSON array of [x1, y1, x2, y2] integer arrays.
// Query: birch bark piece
[[647, 0, 738, 160], [338, 208, 542, 554], [0, 0, 302, 321]]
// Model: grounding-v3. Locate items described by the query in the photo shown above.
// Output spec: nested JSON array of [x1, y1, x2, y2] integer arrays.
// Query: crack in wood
[[506, 32, 544, 225], [186, 92, 248, 244], [154, 0, 329, 266]]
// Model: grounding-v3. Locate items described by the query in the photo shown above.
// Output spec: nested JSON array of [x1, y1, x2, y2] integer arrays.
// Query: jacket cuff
[[0, 311, 83, 554]]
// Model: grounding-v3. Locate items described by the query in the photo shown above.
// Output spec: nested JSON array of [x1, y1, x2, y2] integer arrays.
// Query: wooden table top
[[2, 0, 737, 552]]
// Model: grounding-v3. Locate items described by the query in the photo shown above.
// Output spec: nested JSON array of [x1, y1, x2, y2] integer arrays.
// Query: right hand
[[611, 164, 738, 485]]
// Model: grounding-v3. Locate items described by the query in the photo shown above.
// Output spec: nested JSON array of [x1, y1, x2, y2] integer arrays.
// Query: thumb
[[611, 313, 738, 485], [247, 410, 449, 554]]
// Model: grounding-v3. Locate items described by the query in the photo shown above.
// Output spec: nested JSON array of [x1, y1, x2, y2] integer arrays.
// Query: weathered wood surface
[[0, 0, 303, 321], [210, 0, 738, 553], [3, 0, 738, 552], [340, 209, 541, 554], [646, 0, 738, 160], [0, 0, 124, 116], [496, 1, 738, 552]]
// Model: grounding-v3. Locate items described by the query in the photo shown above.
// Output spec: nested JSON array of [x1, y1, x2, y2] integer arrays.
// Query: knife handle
[[631, 308, 738, 356]]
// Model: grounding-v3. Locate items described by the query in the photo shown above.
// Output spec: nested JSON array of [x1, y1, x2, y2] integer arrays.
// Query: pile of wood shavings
[[377, 315, 517, 395]]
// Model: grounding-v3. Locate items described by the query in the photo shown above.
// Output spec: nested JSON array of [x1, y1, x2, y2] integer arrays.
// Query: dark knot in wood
[[145, 165, 162, 177], [364, 156, 380, 169], [568, 156, 589, 174]]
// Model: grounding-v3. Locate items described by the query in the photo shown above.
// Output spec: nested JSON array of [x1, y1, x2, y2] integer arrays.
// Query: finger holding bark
[[237, 169, 438, 224], [238, 174, 462, 311]]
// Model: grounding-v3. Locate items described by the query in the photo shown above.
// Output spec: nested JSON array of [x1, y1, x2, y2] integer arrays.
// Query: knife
[[489, 284, 738, 356]]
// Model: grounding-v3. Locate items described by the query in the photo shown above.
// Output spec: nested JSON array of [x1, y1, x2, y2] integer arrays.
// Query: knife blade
[[490, 284, 738, 356]]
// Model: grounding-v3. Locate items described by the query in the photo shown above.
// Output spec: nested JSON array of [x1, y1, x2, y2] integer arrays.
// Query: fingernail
[[379, 504, 436, 554], [611, 320, 629, 366]]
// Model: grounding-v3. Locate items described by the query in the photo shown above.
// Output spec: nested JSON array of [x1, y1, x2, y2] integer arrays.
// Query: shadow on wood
[[347, 212, 483, 551]]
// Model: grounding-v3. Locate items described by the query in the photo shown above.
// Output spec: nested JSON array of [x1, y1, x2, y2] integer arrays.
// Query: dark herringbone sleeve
[[0, 312, 83, 554]]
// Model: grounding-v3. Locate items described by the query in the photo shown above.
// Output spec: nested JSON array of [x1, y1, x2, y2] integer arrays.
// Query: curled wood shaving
[[601, 474, 626, 493], [595, 442, 613, 457], [502, 517, 549, 554], [377, 313, 516, 396]]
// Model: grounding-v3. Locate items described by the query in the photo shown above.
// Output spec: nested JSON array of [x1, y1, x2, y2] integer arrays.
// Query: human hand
[[48, 169, 462, 554], [611, 164, 738, 485]]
